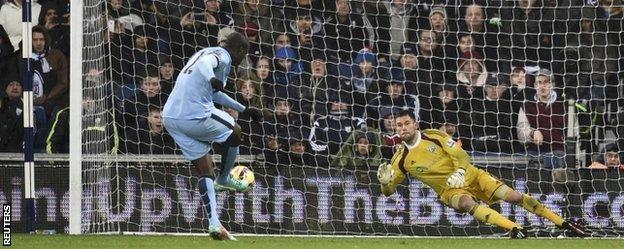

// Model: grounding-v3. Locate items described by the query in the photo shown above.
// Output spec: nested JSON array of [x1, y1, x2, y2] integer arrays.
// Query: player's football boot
[[209, 225, 237, 241], [214, 175, 249, 192], [560, 219, 589, 237], [509, 227, 528, 239]]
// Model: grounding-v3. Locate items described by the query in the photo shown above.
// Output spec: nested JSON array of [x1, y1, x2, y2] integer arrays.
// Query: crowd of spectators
[[1, 0, 624, 170]]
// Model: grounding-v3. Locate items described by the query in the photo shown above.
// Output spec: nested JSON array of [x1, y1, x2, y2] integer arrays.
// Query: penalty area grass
[[9, 234, 622, 249]]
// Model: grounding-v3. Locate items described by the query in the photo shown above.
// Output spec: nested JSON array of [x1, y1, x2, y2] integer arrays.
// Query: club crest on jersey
[[428, 146, 436, 153], [447, 139, 456, 148]]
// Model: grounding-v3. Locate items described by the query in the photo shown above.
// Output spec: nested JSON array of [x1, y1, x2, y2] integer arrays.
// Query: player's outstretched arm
[[213, 91, 245, 112]]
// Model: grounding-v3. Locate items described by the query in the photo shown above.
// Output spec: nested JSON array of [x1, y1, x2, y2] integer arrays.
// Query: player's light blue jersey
[[164, 47, 235, 119]]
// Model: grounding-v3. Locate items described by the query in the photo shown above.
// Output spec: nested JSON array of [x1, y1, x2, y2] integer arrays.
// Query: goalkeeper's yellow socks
[[469, 205, 519, 231], [520, 194, 564, 226]]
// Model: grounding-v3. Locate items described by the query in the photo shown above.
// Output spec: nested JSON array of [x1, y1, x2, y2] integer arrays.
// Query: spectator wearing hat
[[344, 48, 383, 116], [238, 22, 272, 67], [588, 143, 624, 170], [516, 69, 566, 168], [429, 7, 459, 63], [331, 127, 383, 176], [234, 22, 269, 74], [240, 21, 259, 43], [390, 43, 418, 92], [0, 78, 23, 152], [365, 79, 420, 129], [458, 73, 515, 154], [309, 91, 366, 165], [456, 50, 488, 99], [324, 0, 369, 62], [233, 0, 277, 44], [429, 7, 449, 34], [272, 33, 292, 54], [273, 46, 303, 87]]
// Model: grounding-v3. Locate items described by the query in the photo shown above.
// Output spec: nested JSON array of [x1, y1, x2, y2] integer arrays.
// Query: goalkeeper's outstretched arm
[[378, 161, 405, 197]]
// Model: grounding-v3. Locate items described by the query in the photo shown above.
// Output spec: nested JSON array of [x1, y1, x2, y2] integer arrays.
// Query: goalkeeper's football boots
[[509, 227, 528, 239], [209, 225, 237, 241], [214, 175, 249, 192], [560, 219, 589, 237]]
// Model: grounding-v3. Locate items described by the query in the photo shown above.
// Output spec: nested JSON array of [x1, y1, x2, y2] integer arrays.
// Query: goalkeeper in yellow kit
[[378, 110, 588, 238]]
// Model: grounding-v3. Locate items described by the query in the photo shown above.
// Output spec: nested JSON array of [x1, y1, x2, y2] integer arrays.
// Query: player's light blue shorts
[[163, 109, 235, 161]]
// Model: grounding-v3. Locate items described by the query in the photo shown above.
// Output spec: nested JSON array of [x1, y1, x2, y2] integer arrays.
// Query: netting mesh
[[76, 0, 624, 236]]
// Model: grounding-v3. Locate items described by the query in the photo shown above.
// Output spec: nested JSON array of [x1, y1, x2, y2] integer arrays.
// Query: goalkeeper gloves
[[210, 78, 224, 92], [242, 107, 263, 121], [377, 162, 394, 185], [446, 168, 466, 188]]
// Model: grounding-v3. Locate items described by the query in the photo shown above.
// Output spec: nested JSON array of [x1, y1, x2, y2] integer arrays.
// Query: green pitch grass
[[9, 234, 622, 249]]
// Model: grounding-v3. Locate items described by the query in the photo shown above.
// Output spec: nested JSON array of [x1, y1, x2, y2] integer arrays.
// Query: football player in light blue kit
[[163, 32, 262, 240]]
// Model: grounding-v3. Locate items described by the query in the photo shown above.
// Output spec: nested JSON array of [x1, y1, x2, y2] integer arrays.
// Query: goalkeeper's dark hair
[[223, 32, 249, 54], [396, 110, 417, 121]]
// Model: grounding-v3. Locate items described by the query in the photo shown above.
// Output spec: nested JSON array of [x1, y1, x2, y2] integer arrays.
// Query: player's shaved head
[[223, 32, 250, 66]]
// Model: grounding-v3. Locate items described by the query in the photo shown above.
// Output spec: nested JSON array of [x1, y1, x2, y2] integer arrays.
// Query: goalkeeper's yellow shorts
[[439, 169, 506, 207]]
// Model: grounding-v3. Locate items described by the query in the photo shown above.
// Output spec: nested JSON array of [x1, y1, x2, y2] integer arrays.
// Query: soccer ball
[[230, 165, 255, 192]]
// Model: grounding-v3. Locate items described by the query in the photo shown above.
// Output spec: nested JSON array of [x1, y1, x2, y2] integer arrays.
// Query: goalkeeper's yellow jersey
[[385, 129, 480, 195]]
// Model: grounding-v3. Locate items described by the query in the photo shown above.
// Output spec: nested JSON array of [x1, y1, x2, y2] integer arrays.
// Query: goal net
[[71, 0, 624, 237]]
